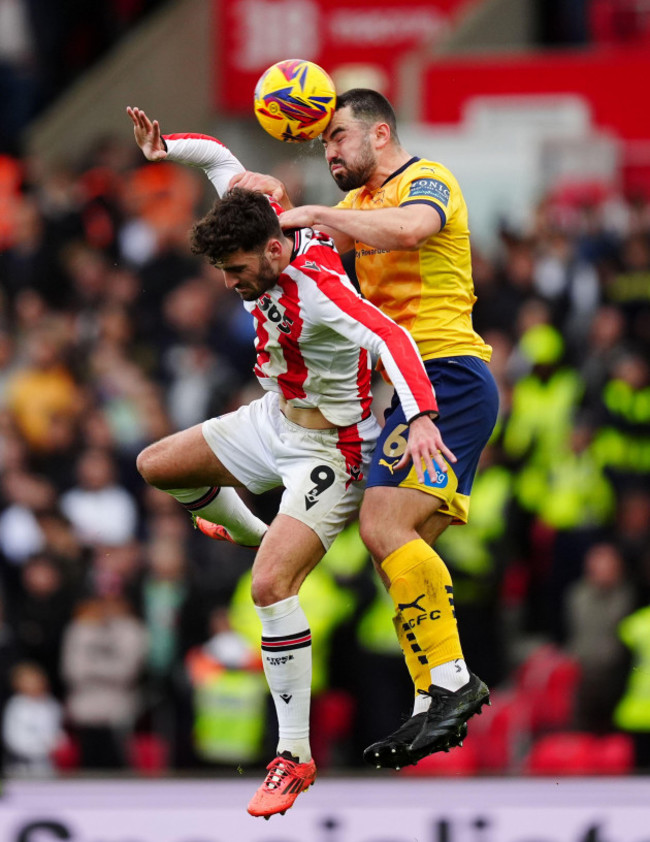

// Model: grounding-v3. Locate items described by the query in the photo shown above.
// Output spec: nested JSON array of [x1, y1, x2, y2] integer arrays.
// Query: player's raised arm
[[126, 106, 245, 197], [127, 106, 167, 161]]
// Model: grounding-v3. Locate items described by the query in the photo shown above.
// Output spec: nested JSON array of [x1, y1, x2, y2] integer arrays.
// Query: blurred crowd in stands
[[1, 0, 650, 781], [0, 124, 649, 778], [0, 0, 166, 154]]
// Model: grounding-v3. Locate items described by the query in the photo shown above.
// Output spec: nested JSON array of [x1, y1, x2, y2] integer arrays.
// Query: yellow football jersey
[[336, 157, 492, 363]]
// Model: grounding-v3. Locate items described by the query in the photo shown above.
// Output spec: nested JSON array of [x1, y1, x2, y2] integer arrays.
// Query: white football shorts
[[202, 391, 381, 550]]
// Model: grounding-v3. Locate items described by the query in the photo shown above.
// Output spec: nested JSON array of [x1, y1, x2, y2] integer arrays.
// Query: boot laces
[[417, 686, 449, 714], [262, 756, 294, 791]]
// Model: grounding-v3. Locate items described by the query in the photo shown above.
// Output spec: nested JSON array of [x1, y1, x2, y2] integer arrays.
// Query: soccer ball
[[253, 59, 336, 143]]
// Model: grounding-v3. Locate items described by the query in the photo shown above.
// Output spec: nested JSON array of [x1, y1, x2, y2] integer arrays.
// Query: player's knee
[[358, 506, 382, 559], [136, 443, 162, 487], [251, 571, 289, 607]]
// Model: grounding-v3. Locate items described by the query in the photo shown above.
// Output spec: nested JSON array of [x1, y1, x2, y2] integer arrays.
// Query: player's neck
[[367, 146, 412, 192], [279, 236, 295, 270]]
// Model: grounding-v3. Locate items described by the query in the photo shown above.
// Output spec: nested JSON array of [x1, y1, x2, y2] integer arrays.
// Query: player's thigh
[[137, 424, 241, 488], [418, 508, 454, 545], [251, 513, 326, 606], [366, 356, 498, 527], [365, 403, 460, 519], [276, 417, 376, 552], [201, 395, 283, 494], [360, 485, 446, 553]]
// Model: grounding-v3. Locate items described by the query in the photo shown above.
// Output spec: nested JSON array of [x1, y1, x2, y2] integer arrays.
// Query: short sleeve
[[398, 162, 455, 228]]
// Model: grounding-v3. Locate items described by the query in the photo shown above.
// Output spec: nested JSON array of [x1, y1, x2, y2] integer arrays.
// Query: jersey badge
[[409, 178, 450, 206], [423, 467, 449, 489]]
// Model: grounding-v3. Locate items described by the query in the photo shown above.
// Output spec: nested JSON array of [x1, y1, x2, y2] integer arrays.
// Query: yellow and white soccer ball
[[253, 59, 336, 143]]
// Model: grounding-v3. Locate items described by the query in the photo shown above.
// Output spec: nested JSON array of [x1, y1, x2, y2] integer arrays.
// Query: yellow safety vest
[[614, 606, 650, 733]]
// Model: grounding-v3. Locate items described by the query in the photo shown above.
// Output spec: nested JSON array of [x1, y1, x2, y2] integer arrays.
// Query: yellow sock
[[384, 538, 463, 695]]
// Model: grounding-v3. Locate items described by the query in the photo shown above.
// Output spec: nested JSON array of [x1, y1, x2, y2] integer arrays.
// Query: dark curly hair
[[190, 188, 283, 265]]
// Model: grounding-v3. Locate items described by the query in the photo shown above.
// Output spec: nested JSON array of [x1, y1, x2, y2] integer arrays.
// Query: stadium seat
[[524, 732, 595, 775], [524, 731, 635, 776], [589, 0, 650, 45], [515, 645, 581, 731], [310, 689, 356, 768], [470, 689, 529, 773], [51, 732, 81, 771], [594, 733, 635, 775], [539, 658, 581, 730], [128, 733, 170, 775]]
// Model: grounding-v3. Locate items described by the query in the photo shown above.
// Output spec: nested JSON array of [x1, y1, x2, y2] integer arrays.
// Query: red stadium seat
[[128, 733, 170, 775], [470, 689, 530, 773], [515, 645, 581, 731], [524, 732, 595, 775], [310, 689, 356, 768], [594, 734, 635, 775], [539, 658, 581, 730], [524, 731, 635, 776], [589, 0, 650, 45], [51, 732, 81, 771]]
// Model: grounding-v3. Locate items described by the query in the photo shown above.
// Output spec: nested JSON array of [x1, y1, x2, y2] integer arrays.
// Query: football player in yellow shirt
[[232, 89, 498, 769]]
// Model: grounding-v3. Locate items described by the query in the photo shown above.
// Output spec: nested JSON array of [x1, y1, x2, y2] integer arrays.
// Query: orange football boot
[[247, 752, 316, 820], [193, 516, 261, 548]]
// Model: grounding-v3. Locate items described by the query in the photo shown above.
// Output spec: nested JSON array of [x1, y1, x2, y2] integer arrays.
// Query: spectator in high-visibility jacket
[[591, 352, 650, 488], [614, 604, 650, 770], [503, 323, 584, 468]]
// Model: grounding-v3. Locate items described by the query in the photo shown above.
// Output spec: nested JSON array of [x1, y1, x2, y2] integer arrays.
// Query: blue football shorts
[[366, 355, 499, 523]]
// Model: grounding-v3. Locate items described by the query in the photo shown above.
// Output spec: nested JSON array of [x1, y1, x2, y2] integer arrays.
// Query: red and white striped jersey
[[164, 133, 438, 427], [243, 226, 437, 426]]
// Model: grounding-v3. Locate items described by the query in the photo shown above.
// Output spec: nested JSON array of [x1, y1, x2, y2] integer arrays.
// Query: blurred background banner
[[215, 0, 476, 108]]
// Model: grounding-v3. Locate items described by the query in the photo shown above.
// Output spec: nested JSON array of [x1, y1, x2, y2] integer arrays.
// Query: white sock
[[430, 658, 470, 692], [413, 694, 430, 716], [255, 595, 312, 763], [166, 486, 268, 546], [412, 660, 470, 714]]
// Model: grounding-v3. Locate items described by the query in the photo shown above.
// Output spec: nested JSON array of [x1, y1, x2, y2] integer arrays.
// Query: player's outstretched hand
[[228, 171, 293, 209], [278, 205, 322, 230], [126, 106, 167, 161], [395, 415, 457, 484]]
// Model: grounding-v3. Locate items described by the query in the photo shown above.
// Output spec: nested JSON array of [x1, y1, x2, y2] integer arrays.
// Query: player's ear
[[374, 121, 391, 148], [266, 238, 283, 260]]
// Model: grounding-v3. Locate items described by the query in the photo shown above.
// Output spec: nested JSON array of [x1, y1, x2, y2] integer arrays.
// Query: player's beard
[[330, 136, 377, 191], [249, 254, 279, 300]]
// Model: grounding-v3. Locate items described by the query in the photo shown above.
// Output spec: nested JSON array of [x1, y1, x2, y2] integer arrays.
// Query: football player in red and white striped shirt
[[128, 108, 453, 818]]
